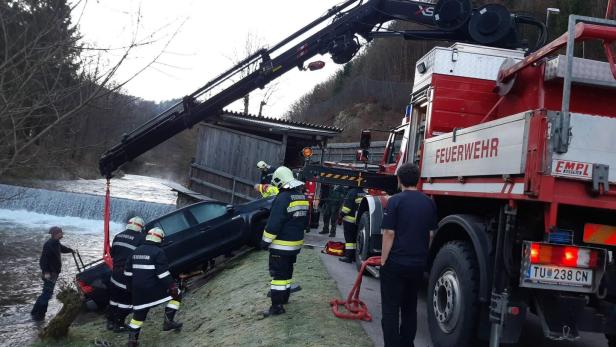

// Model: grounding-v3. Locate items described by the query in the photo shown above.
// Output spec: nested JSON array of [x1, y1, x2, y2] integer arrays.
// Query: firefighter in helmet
[[260, 166, 308, 317], [125, 227, 182, 347], [338, 187, 367, 263], [107, 216, 145, 332], [257, 160, 277, 184]]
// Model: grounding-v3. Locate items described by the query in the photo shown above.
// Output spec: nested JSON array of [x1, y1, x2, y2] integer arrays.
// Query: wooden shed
[[187, 111, 341, 204]]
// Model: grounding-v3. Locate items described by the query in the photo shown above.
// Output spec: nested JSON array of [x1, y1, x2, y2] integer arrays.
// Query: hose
[[330, 256, 381, 321]]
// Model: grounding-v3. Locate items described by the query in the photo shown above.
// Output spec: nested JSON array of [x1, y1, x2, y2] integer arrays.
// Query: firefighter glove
[[260, 240, 271, 251]]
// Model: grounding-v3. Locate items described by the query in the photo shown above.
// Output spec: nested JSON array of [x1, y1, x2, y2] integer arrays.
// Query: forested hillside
[[0, 0, 195, 181], [0, 0, 610, 180], [285, 0, 610, 141]]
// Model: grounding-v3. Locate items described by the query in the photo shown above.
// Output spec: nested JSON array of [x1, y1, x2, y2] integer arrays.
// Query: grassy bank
[[34, 249, 372, 346]]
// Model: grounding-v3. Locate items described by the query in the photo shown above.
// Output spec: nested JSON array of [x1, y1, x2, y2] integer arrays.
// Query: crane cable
[[103, 178, 113, 268], [330, 256, 381, 321]]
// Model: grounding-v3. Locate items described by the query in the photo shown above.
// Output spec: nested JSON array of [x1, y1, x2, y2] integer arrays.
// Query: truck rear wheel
[[355, 212, 371, 273], [428, 241, 479, 347]]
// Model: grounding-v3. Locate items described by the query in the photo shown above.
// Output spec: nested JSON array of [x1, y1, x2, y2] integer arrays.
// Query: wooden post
[[231, 178, 237, 204], [280, 132, 288, 165]]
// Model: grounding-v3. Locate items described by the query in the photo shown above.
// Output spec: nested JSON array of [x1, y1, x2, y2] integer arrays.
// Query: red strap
[[103, 179, 112, 268], [330, 256, 381, 321]]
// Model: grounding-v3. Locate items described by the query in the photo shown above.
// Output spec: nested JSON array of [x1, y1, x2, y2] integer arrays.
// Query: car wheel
[[355, 212, 371, 273], [608, 334, 616, 347], [428, 241, 479, 347]]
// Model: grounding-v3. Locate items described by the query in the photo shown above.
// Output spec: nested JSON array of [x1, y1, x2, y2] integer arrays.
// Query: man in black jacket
[[125, 227, 182, 347], [31, 226, 74, 321], [261, 166, 308, 317], [380, 163, 438, 347], [107, 216, 145, 332]]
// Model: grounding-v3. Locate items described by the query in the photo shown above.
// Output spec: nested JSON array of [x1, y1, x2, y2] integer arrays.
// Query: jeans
[[380, 261, 423, 347], [31, 276, 57, 317]]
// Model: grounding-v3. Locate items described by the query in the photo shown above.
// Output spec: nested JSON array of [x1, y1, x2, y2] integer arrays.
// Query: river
[[0, 175, 178, 346]]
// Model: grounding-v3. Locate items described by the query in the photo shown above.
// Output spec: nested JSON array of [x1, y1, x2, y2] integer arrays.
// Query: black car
[[75, 197, 272, 309]]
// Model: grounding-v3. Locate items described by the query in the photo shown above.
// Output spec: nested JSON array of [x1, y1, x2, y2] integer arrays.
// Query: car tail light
[[529, 242, 599, 269], [77, 279, 94, 294]]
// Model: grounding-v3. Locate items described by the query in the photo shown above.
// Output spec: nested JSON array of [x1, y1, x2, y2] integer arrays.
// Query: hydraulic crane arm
[[99, 0, 544, 177]]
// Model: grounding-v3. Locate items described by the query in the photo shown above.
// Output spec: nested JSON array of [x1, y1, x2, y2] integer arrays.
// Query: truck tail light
[[77, 279, 94, 294], [529, 242, 599, 269]]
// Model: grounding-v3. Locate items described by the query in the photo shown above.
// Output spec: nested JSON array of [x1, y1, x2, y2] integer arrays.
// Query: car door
[[150, 209, 199, 272], [186, 202, 245, 260]]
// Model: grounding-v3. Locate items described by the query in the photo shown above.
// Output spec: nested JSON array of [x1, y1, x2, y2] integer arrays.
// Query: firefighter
[[256, 160, 277, 184], [125, 227, 182, 347], [319, 184, 345, 237], [260, 166, 308, 317], [338, 187, 367, 263], [106, 216, 145, 332], [254, 183, 279, 198], [30, 226, 74, 321]]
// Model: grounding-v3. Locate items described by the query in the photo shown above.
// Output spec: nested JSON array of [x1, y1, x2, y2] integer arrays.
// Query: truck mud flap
[[533, 291, 616, 338]]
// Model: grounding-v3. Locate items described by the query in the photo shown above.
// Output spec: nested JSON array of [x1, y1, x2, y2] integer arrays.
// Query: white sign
[[551, 113, 616, 183], [551, 159, 593, 180], [421, 113, 528, 178]]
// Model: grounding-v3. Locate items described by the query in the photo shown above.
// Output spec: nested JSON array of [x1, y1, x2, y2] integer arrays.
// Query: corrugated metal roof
[[220, 110, 343, 134]]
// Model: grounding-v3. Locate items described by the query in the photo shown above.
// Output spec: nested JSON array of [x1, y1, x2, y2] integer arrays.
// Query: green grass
[[33, 249, 372, 347]]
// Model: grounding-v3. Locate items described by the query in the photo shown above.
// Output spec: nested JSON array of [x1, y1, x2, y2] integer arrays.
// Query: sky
[[73, 0, 350, 118]]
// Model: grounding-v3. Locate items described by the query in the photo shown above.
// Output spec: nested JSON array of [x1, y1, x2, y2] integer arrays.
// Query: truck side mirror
[[360, 130, 371, 149]]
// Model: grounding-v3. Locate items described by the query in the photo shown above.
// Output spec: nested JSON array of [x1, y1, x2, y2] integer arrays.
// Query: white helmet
[[271, 166, 304, 189], [256, 161, 269, 170], [145, 227, 165, 243], [126, 217, 145, 232]]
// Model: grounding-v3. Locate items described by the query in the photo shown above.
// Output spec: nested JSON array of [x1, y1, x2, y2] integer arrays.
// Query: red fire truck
[[305, 10, 616, 347]]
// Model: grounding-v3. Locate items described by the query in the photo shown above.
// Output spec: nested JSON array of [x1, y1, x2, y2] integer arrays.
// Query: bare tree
[[0, 0, 182, 177], [227, 33, 278, 116]]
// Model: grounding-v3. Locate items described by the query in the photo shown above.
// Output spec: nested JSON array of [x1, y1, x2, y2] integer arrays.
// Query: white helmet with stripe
[[146, 227, 165, 243], [126, 216, 145, 232]]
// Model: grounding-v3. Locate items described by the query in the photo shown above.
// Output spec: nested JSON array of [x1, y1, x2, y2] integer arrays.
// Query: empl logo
[[552, 159, 592, 179]]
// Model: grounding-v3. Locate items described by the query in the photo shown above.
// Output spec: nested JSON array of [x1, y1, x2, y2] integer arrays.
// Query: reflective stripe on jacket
[[125, 241, 174, 309], [262, 188, 308, 255], [340, 188, 367, 225]]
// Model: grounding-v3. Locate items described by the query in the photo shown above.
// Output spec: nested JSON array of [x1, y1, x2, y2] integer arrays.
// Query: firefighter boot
[[114, 316, 129, 333], [329, 228, 336, 237], [162, 308, 183, 331], [338, 249, 355, 263], [127, 329, 140, 347], [262, 304, 286, 318]]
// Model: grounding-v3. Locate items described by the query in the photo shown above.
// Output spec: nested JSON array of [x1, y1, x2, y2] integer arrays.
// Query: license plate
[[526, 265, 593, 287]]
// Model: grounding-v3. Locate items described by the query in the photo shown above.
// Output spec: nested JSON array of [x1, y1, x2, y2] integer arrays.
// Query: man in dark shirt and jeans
[[380, 163, 438, 347], [31, 226, 74, 321]]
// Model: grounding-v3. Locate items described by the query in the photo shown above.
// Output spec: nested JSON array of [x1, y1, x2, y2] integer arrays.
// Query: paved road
[[305, 228, 609, 347]]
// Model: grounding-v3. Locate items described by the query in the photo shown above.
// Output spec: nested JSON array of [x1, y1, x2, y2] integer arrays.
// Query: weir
[[0, 184, 175, 223]]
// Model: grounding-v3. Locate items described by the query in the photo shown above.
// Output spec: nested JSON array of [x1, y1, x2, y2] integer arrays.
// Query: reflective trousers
[[268, 252, 297, 306]]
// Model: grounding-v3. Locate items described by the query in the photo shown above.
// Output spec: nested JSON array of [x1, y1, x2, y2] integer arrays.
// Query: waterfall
[[0, 184, 175, 223]]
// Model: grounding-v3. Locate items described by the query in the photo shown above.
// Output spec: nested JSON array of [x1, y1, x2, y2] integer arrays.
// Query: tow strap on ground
[[330, 256, 381, 321], [102, 178, 112, 268]]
